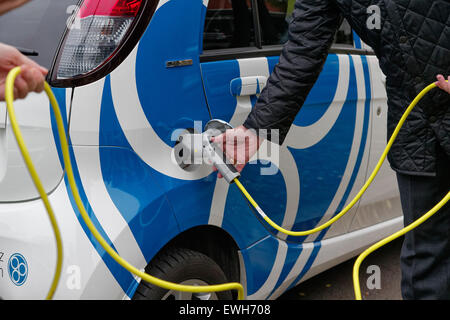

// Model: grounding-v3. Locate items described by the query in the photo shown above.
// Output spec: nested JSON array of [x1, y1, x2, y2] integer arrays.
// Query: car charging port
[[173, 120, 240, 183]]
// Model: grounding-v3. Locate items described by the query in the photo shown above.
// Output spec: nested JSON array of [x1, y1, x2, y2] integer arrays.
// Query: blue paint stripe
[[282, 54, 372, 293], [327, 55, 371, 226], [295, 242, 321, 282], [353, 31, 362, 49], [49, 88, 137, 296], [199, 2, 207, 54]]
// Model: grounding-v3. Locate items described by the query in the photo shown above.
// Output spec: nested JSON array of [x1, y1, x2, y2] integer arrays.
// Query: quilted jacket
[[243, 0, 450, 176]]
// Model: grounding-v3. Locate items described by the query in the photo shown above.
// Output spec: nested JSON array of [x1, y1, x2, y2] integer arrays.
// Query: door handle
[[230, 76, 267, 97]]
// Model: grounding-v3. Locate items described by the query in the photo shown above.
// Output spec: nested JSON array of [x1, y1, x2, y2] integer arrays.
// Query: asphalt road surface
[[278, 238, 403, 300]]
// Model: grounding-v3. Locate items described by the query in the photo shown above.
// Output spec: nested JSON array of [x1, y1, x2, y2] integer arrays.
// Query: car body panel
[[0, 92, 68, 202], [0, 0, 402, 300], [0, 0, 77, 202]]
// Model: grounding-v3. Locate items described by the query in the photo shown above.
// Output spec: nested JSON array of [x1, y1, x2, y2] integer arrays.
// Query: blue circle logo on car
[[8, 253, 28, 286]]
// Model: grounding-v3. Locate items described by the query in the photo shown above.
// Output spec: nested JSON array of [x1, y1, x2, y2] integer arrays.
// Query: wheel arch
[[151, 225, 242, 293]]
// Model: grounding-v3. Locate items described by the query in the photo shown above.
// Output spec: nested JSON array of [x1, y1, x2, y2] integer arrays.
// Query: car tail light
[[49, 0, 158, 87]]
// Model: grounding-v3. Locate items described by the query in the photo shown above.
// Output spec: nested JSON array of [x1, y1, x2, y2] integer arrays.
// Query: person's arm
[[212, 0, 341, 177], [243, 0, 342, 144], [0, 43, 47, 101], [0, 0, 29, 15]]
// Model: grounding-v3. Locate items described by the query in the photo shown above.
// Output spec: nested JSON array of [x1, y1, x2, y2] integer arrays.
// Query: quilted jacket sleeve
[[243, 0, 342, 145]]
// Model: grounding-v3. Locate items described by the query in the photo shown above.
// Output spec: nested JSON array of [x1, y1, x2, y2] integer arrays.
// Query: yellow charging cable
[[5, 68, 63, 300], [235, 82, 447, 236], [234, 81, 449, 299], [352, 191, 450, 300], [5, 66, 244, 300], [5, 65, 448, 301]]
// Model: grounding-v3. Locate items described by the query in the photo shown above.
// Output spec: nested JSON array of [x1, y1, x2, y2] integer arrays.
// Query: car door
[[200, 0, 372, 242], [348, 45, 402, 233], [0, 0, 77, 202]]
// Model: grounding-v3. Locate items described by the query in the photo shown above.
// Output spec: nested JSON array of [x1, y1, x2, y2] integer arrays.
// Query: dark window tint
[[0, 0, 78, 69], [257, 1, 354, 48], [259, 0, 291, 46], [203, 0, 255, 51], [333, 18, 353, 47]]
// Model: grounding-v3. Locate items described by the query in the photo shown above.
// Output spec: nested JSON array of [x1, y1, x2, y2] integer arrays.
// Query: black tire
[[132, 247, 234, 300]]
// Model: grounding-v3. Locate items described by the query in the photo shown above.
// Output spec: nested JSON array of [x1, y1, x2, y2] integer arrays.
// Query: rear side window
[[203, 0, 255, 50], [0, 0, 78, 69], [258, 0, 353, 47], [258, 0, 291, 46], [203, 0, 354, 52]]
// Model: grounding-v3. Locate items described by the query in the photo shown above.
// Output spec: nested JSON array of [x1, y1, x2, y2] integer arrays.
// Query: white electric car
[[0, 0, 402, 300]]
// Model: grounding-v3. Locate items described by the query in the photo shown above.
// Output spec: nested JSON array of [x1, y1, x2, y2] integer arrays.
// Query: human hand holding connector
[[210, 125, 263, 179]]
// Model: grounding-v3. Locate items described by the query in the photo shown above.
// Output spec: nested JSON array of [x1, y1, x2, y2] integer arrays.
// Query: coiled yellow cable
[[234, 81, 449, 299], [5, 66, 244, 300]]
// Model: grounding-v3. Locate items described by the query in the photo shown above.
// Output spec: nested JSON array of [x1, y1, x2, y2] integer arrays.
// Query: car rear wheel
[[132, 247, 234, 300]]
